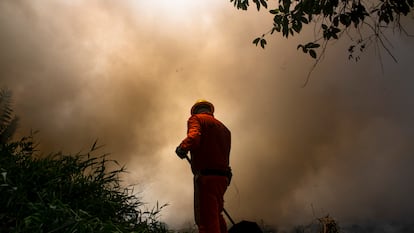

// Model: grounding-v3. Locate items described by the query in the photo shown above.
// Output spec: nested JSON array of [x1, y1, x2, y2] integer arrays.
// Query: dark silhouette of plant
[[1, 136, 169, 232], [0, 88, 18, 144], [231, 0, 414, 85], [318, 215, 340, 233], [231, 0, 413, 60], [0, 88, 169, 232]]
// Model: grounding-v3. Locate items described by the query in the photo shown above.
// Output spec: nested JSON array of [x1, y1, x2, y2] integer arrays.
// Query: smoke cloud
[[1, 0, 414, 230]]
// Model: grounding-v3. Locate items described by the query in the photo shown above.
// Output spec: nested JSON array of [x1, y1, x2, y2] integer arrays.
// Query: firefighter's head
[[191, 99, 214, 115]]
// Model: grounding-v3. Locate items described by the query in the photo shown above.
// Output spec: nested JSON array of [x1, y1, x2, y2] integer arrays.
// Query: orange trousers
[[194, 175, 228, 233]]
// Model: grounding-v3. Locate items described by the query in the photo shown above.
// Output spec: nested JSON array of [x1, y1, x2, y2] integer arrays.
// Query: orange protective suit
[[179, 112, 231, 233]]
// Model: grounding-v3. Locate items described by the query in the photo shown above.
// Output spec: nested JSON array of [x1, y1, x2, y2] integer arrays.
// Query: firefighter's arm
[[176, 116, 201, 158], [180, 115, 201, 150]]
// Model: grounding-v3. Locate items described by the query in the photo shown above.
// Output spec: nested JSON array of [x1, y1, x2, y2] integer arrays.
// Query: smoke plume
[[1, 0, 414, 230]]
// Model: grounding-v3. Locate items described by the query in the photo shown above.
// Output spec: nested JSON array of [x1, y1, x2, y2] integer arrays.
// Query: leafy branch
[[237, 0, 414, 61]]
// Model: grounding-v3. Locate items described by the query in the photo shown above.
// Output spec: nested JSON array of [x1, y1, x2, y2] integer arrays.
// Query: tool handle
[[185, 155, 191, 164], [223, 208, 236, 225]]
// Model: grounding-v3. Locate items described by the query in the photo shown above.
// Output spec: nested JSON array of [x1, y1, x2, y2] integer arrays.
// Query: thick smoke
[[1, 0, 414, 230]]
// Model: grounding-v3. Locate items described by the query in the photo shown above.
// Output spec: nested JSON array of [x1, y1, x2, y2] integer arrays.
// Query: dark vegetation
[[231, 0, 413, 59], [0, 88, 168, 232], [230, 0, 414, 85]]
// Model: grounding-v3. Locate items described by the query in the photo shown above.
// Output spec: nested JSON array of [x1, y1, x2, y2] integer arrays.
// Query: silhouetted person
[[176, 99, 232, 233]]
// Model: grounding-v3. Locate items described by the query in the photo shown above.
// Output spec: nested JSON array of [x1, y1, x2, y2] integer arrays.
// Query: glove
[[175, 146, 188, 159]]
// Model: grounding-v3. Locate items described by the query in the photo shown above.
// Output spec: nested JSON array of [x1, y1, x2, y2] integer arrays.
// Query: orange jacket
[[179, 112, 231, 174]]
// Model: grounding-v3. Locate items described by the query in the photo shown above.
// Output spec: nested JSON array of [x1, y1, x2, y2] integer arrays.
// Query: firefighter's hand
[[175, 146, 188, 159]]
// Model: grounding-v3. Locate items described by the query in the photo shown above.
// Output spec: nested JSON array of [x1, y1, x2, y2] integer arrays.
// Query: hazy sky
[[1, 0, 414, 230]]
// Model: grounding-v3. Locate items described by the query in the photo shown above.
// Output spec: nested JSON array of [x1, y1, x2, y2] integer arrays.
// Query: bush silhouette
[[0, 136, 167, 232], [1, 87, 168, 232], [0, 135, 168, 233]]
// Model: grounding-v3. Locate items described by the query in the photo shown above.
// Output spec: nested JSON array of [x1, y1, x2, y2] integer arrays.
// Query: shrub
[[0, 136, 168, 233]]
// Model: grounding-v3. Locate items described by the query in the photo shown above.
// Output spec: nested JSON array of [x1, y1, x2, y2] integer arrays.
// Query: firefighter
[[176, 99, 232, 233]]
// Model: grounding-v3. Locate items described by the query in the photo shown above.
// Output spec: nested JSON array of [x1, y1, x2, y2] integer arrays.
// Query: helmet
[[191, 99, 215, 115]]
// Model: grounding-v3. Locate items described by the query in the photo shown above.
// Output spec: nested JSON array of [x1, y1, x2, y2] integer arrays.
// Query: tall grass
[[1, 135, 169, 233]]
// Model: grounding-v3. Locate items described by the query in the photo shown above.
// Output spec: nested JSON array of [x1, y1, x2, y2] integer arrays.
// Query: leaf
[[273, 15, 282, 24], [292, 20, 302, 33], [91, 139, 98, 151], [254, 0, 261, 11], [282, 17, 289, 37], [332, 27, 340, 33], [260, 0, 268, 9], [297, 44, 308, 53], [260, 38, 267, 48], [282, 0, 291, 12], [301, 16, 309, 23], [306, 42, 320, 49], [253, 37, 261, 45], [270, 9, 279, 14], [340, 14, 351, 27], [333, 16, 339, 27], [309, 49, 317, 59], [232, 0, 249, 10]]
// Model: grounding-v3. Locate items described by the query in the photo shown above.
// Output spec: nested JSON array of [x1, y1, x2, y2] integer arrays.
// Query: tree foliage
[[230, 0, 414, 60]]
